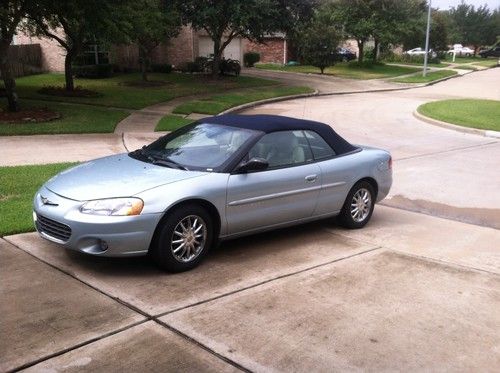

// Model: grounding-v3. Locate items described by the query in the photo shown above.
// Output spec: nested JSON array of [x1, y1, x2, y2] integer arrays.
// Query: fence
[[2, 44, 43, 78]]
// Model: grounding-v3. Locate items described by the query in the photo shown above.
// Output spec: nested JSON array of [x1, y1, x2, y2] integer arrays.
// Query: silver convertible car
[[33, 115, 392, 272]]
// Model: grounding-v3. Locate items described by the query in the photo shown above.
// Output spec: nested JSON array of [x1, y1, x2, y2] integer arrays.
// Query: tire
[[150, 204, 213, 272], [338, 181, 375, 229]]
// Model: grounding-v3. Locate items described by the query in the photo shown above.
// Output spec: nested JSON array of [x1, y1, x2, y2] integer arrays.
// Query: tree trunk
[[139, 49, 149, 82], [372, 39, 379, 63], [320, 66, 325, 74], [357, 40, 364, 63], [0, 44, 19, 112], [212, 38, 222, 79], [64, 52, 75, 91]]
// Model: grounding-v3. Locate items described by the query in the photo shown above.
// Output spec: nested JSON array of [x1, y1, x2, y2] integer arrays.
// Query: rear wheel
[[150, 204, 213, 272], [338, 181, 375, 229]]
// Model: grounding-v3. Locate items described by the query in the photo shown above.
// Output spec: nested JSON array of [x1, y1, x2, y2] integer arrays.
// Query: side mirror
[[235, 157, 269, 173]]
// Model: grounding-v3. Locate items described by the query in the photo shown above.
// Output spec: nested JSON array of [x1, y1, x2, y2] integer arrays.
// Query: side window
[[304, 130, 336, 160], [248, 130, 313, 168]]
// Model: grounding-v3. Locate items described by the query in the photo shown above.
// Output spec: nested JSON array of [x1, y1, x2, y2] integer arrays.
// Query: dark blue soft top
[[203, 114, 357, 155]]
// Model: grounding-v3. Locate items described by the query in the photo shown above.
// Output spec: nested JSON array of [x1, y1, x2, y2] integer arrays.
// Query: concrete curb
[[413, 110, 500, 139], [219, 90, 319, 115]]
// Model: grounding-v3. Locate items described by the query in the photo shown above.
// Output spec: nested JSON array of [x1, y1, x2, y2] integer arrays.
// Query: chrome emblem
[[40, 195, 58, 206]]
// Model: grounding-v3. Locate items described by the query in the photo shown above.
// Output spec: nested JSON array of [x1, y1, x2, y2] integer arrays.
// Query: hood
[[45, 154, 208, 201]]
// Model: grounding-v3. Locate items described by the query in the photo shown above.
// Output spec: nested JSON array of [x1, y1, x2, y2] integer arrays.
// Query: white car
[[404, 48, 437, 58], [447, 44, 474, 57]]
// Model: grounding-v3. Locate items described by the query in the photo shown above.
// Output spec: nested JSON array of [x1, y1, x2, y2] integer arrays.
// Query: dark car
[[331, 48, 357, 62], [479, 46, 500, 58]]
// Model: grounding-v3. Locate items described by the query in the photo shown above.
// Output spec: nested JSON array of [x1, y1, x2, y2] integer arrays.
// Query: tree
[[26, 0, 128, 91], [430, 10, 451, 52], [370, 0, 426, 62], [298, 7, 342, 73], [127, 0, 181, 81], [330, 0, 373, 63], [449, 1, 496, 54], [176, 0, 282, 78], [0, 0, 37, 111]]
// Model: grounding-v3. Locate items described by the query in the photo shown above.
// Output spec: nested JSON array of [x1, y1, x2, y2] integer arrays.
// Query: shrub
[[243, 52, 260, 67], [72, 64, 113, 78], [220, 58, 241, 76], [382, 53, 441, 65], [151, 63, 172, 73]]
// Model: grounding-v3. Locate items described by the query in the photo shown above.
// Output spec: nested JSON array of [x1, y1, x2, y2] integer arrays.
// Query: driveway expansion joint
[[8, 320, 148, 373], [154, 246, 382, 319], [154, 319, 250, 373]]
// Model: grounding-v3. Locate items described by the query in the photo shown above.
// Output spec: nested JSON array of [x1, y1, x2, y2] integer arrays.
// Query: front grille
[[36, 214, 72, 242]]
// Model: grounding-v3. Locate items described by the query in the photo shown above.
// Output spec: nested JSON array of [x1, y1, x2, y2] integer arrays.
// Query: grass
[[0, 163, 76, 236], [173, 86, 314, 115], [155, 115, 195, 131], [393, 70, 457, 83], [0, 100, 129, 135], [418, 99, 500, 131], [471, 59, 498, 68], [12, 73, 278, 110], [255, 62, 420, 79]]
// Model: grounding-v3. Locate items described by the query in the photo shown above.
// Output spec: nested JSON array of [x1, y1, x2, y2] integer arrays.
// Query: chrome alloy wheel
[[350, 188, 372, 223], [171, 215, 207, 263]]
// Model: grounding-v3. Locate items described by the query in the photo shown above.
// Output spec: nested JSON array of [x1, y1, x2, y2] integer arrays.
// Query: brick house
[[13, 26, 289, 72]]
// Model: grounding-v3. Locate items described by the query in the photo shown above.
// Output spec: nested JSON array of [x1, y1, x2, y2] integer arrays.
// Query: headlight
[[80, 198, 144, 216]]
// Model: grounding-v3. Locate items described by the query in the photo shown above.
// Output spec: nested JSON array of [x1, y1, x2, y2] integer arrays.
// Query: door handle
[[305, 174, 317, 182]]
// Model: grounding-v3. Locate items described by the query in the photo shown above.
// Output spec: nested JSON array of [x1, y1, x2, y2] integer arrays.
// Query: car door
[[226, 130, 321, 235], [303, 130, 354, 216]]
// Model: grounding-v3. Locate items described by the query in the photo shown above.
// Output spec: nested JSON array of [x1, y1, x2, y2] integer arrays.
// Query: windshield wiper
[[152, 157, 189, 171], [133, 148, 189, 170]]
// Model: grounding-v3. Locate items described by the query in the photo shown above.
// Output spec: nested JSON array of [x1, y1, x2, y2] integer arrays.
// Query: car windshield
[[132, 123, 259, 171]]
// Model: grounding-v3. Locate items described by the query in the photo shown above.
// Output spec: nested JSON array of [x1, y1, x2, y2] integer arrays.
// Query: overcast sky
[[433, 0, 499, 10]]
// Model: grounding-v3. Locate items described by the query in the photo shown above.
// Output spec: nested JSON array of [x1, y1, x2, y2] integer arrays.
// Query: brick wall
[[15, 29, 65, 72], [244, 38, 286, 64], [111, 26, 195, 69]]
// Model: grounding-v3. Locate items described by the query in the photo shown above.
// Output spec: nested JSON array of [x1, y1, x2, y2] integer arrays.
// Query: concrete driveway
[[1, 69, 499, 372]]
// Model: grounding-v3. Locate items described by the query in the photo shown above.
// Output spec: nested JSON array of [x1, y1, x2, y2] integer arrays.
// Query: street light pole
[[423, 0, 432, 77]]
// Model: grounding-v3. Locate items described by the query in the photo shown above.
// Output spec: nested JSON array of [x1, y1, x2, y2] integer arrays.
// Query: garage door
[[198, 36, 242, 62]]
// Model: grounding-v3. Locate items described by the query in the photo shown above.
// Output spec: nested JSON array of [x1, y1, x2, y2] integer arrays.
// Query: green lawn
[[393, 70, 457, 83], [12, 73, 278, 110], [471, 59, 498, 68], [255, 62, 420, 79], [0, 163, 76, 236], [418, 99, 500, 131], [172, 86, 314, 116], [0, 100, 129, 135], [155, 115, 195, 131], [442, 56, 480, 64]]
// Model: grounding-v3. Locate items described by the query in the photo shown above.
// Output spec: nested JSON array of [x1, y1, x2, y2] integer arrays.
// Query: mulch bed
[[38, 85, 100, 97], [0, 108, 61, 123]]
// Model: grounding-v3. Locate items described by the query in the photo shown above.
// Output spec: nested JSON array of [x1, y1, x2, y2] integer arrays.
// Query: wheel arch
[[149, 198, 222, 252], [355, 177, 378, 200]]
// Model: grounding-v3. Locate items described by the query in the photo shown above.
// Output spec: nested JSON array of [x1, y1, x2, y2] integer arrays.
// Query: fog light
[[100, 240, 109, 251]]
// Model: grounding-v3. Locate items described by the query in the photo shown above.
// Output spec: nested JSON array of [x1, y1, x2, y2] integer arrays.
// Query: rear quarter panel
[[314, 147, 392, 216]]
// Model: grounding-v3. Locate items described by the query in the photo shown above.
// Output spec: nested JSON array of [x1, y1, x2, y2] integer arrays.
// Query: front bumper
[[33, 187, 163, 257]]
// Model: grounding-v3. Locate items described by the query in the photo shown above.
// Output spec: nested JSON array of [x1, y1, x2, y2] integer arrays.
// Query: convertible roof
[[202, 114, 357, 155]]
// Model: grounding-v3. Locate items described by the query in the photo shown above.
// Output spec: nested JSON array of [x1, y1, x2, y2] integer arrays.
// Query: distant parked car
[[331, 48, 356, 62], [404, 48, 437, 58], [447, 44, 474, 57], [479, 46, 500, 58]]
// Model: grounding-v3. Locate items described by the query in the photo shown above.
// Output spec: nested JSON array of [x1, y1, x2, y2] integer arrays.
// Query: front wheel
[[338, 181, 375, 229], [150, 204, 213, 272]]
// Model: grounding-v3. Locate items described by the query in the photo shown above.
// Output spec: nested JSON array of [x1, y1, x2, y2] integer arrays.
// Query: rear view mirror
[[235, 157, 269, 173]]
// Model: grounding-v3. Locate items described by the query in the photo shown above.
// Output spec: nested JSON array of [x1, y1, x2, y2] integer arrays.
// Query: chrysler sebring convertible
[[33, 115, 392, 272]]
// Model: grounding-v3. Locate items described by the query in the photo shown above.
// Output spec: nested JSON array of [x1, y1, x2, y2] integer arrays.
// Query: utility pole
[[423, 0, 432, 77]]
